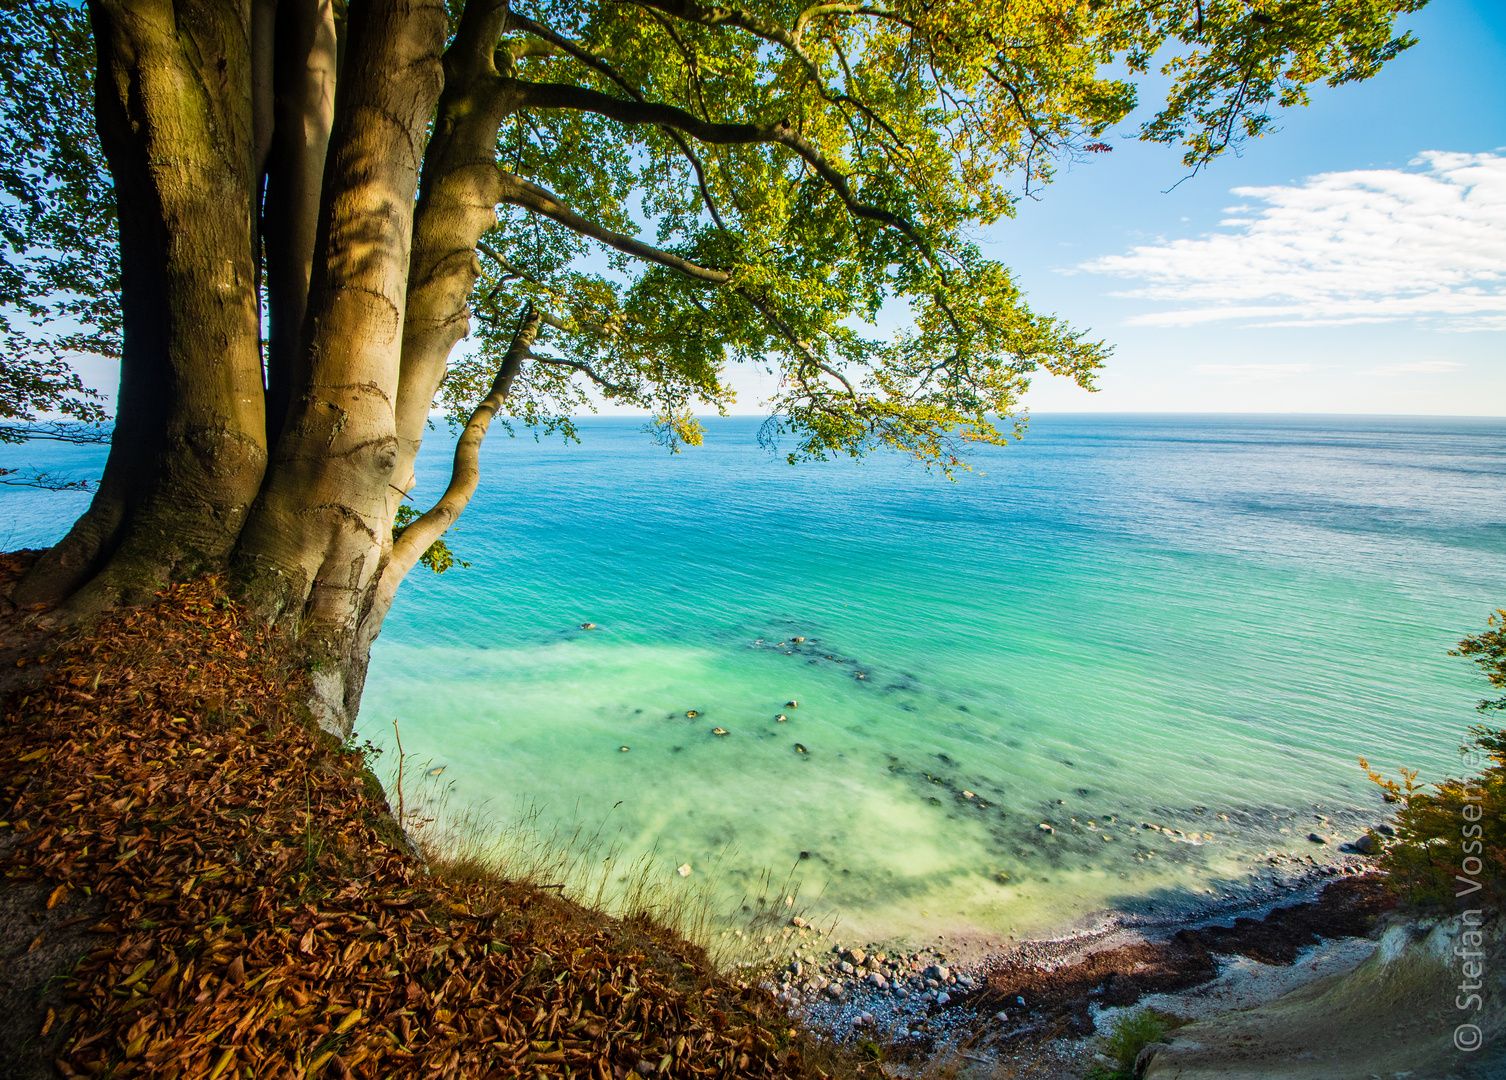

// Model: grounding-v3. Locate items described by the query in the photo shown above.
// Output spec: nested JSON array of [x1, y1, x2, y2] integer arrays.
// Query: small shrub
[[1361, 612, 1506, 905], [1099, 1008, 1168, 1074]]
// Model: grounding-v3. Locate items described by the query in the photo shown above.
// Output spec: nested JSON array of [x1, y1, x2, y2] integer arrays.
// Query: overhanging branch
[[380, 304, 542, 595], [495, 166, 731, 284]]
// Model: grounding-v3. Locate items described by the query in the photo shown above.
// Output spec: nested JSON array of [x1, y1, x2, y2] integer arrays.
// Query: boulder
[[1354, 833, 1377, 855]]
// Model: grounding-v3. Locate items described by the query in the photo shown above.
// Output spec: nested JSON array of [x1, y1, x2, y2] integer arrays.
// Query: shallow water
[[8, 414, 1505, 943]]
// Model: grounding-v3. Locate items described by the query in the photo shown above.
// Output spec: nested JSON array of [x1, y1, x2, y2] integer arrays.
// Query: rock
[[426, 766, 445, 777], [786, 701, 798, 707], [825, 983, 844, 1000], [677, 864, 692, 877], [935, 991, 950, 1006], [1016, 995, 1025, 1006], [789, 961, 803, 977], [711, 727, 728, 736], [580, 622, 598, 630], [686, 709, 699, 717], [840, 961, 855, 975], [775, 714, 787, 722], [1377, 823, 1395, 836], [1308, 832, 1328, 844], [1354, 833, 1377, 855], [619, 746, 630, 752], [1038, 823, 1054, 834], [869, 973, 888, 989], [845, 947, 867, 965], [794, 744, 808, 754], [793, 637, 805, 643], [925, 964, 950, 982], [1134, 1042, 1172, 1076], [995, 1011, 1008, 1023], [791, 916, 808, 928]]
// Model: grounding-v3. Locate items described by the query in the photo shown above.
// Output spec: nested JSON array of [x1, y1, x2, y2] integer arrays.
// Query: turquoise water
[[8, 415, 1505, 942]]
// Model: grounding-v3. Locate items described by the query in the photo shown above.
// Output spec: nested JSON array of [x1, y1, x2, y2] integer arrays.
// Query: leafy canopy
[[438, 0, 1426, 468], [2, 0, 1425, 470]]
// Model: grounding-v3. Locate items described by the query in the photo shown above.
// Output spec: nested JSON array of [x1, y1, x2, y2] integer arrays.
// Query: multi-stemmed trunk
[[14, 0, 521, 737]]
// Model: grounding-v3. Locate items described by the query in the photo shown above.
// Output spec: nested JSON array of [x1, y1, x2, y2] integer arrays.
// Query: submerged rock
[[1307, 832, 1328, 844], [1354, 833, 1377, 855], [579, 622, 598, 629]]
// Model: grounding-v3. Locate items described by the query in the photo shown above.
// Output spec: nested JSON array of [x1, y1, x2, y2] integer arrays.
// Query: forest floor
[[0, 556, 865, 1080], [0, 554, 1411, 1080]]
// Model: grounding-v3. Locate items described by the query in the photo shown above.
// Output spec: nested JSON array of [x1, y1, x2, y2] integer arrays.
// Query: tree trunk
[[13, 0, 532, 740], [16, 0, 267, 614], [261, 0, 340, 448], [233, 0, 449, 736]]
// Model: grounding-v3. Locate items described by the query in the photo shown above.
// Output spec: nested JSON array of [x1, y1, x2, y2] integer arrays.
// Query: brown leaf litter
[[0, 560, 863, 1080]]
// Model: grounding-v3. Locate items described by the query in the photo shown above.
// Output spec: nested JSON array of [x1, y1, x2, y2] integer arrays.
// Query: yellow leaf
[[46, 884, 67, 909], [334, 1008, 363, 1035], [207, 1046, 237, 1080], [121, 959, 155, 987], [124, 1028, 150, 1059]]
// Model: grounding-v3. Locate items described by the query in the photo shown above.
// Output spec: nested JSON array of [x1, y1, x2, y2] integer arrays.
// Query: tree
[[4, 0, 1425, 735]]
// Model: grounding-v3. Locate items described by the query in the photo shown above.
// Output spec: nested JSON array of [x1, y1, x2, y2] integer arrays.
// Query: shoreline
[[766, 863, 1390, 1058]]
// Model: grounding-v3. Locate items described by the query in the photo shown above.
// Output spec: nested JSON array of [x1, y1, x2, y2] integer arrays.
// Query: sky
[[982, 0, 1506, 416], [714, 0, 1506, 417]]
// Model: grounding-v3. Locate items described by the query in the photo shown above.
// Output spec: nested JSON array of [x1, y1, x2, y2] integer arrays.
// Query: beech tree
[[3, 0, 1423, 734]]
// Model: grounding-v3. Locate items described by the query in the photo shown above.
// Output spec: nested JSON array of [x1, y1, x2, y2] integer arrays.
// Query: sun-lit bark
[[234, 0, 448, 733]]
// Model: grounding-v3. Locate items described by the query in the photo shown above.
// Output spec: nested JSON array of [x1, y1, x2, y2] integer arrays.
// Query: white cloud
[[1080, 151, 1506, 330], [1359, 359, 1466, 376], [1190, 362, 1313, 382]]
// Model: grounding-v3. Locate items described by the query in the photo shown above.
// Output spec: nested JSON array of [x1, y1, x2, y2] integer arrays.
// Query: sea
[[8, 414, 1505, 947]]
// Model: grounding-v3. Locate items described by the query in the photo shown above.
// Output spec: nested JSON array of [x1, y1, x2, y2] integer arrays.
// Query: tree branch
[[513, 80, 940, 265], [381, 304, 542, 593], [0, 421, 112, 444], [507, 15, 731, 231], [495, 165, 731, 284], [528, 353, 634, 396]]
